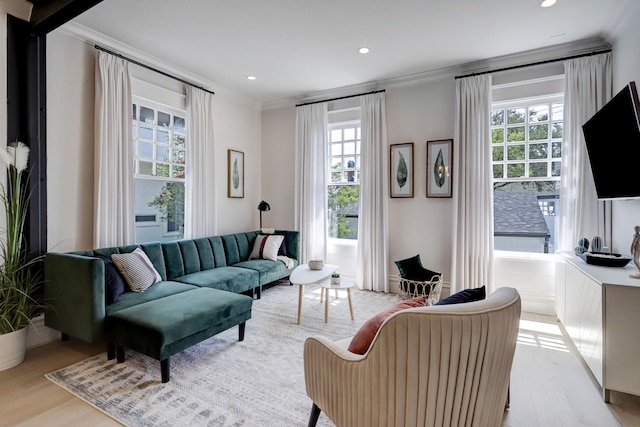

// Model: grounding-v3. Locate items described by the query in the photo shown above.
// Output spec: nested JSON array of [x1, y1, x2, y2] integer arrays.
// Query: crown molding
[[603, 0, 640, 43], [262, 38, 610, 112], [0, 0, 32, 21], [57, 21, 261, 110]]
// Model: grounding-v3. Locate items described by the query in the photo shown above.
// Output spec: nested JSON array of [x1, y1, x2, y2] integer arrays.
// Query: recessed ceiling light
[[540, 0, 557, 7], [246, 75, 257, 81], [358, 47, 370, 54]]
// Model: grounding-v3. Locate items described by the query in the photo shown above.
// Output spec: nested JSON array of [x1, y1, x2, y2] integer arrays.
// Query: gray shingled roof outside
[[493, 192, 550, 236]]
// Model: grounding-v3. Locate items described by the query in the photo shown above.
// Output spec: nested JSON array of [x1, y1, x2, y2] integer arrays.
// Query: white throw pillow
[[111, 248, 162, 292], [249, 234, 285, 261]]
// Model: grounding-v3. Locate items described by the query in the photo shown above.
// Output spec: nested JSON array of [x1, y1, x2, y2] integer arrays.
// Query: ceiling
[[68, 0, 635, 105]]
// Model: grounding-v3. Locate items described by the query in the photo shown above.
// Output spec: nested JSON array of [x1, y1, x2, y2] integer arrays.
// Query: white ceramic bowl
[[308, 260, 324, 270]]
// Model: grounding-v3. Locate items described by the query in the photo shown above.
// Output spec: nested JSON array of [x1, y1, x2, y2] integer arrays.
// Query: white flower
[[7, 142, 29, 173], [0, 146, 12, 168]]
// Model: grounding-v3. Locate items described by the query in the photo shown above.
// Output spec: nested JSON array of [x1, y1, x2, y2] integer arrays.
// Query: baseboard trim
[[27, 314, 59, 349]]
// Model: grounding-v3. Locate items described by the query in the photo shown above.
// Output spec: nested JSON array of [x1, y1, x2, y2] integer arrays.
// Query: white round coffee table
[[289, 263, 337, 324], [319, 278, 355, 323]]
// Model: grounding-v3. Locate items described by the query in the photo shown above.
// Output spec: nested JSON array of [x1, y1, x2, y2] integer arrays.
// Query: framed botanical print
[[390, 142, 414, 198], [426, 139, 453, 198], [227, 149, 244, 198]]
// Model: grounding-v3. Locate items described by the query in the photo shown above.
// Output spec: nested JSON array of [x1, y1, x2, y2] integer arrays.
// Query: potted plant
[[0, 142, 42, 370]]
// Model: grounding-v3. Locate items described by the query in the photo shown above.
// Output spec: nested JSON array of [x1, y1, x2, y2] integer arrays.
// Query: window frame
[[132, 96, 187, 183], [491, 94, 564, 255], [327, 120, 361, 242], [132, 97, 188, 240], [491, 94, 564, 184]]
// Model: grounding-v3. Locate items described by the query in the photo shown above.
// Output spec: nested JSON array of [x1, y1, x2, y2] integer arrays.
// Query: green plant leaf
[[232, 158, 240, 189], [397, 152, 408, 188], [434, 149, 446, 187]]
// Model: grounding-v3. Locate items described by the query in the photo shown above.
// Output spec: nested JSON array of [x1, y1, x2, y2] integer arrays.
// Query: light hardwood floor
[[1, 313, 639, 427]]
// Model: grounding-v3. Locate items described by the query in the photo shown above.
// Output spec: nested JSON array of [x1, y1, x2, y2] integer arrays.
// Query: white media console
[[556, 252, 640, 402]]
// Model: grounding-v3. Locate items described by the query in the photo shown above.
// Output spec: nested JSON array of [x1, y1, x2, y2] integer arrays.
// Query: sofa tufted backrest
[[71, 230, 300, 282]]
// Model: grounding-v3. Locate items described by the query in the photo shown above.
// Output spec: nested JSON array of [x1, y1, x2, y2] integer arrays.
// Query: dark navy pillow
[[96, 254, 126, 304], [436, 285, 486, 305]]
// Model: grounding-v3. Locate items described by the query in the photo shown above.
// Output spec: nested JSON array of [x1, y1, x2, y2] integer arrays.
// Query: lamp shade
[[257, 201, 271, 212]]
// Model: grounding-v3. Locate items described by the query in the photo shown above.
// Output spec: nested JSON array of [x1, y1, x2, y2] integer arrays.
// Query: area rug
[[46, 283, 401, 427]]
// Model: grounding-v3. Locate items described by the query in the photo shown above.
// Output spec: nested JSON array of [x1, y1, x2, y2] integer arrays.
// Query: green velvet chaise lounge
[[44, 230, 299, 382]]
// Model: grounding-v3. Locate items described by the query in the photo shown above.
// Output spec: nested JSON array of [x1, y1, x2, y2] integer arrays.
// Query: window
[[327, 122, 361, 240], [491, 97, 563, 253], [132, 99, 187, 242]]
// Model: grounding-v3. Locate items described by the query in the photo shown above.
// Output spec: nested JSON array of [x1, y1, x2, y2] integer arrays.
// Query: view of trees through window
[[491, 98, 563, 253], [328, 123, 360, 240], [132, 100, 187, 242]]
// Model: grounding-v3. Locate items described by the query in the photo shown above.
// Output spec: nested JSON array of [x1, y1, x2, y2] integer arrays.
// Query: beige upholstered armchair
[[303, 287, 521, 427]]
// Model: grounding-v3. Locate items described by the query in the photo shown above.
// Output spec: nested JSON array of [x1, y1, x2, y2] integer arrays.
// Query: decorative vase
[[0, 327, 28, 371]]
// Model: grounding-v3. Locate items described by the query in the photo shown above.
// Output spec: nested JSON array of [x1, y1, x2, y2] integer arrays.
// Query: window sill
[[494, 250, 560, 262], [328, 238, 357, 247]]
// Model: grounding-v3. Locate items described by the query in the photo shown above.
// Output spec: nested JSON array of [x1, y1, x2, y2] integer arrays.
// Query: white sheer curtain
[[295, 103, 328, 263], [184, 87, 216, 238], [451, 75, 494, 294], [357, 93, 389, 292], [94, 51, 134, 247], [559, 53, 612, 251]]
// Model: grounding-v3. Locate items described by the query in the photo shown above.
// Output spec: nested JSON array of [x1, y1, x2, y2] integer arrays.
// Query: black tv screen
[[582, 81, 640, 200]]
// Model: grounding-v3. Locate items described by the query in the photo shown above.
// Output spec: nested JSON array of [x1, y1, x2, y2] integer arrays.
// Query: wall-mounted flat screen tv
[[582, 81, 640, 200]]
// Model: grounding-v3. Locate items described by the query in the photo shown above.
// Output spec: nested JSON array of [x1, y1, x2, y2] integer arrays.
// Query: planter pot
[[0, 327, 28, 371]]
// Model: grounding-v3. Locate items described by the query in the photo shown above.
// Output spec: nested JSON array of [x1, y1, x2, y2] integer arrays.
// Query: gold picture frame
[[227, 149, 244, 198]]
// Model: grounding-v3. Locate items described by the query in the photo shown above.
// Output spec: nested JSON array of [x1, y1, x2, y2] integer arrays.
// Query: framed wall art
[[389, 142, 414, 198], [426, 139, 453, 198], [227, 149, 245, 198]]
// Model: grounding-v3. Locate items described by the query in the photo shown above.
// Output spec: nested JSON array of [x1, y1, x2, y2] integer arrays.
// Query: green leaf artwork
[[232, 158, 240, 189], [434, 149, 446, 187], [396, 152, 408, 188]]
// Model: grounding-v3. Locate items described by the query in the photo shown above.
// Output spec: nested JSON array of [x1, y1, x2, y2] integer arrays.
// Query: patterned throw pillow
[[249, 234, 285, 261], [111, 248, 162, 292]]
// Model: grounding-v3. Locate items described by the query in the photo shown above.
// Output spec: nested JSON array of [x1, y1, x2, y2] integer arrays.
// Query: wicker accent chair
[[303, 287, 521, 427]]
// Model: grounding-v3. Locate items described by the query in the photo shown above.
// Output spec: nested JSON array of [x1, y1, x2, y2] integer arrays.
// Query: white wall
[[46, 31, 95, 252], [46, 30, 263, 251], [261, 106, 296, 230], [262, 79, 456, 290], [610, 7, 640, 255]]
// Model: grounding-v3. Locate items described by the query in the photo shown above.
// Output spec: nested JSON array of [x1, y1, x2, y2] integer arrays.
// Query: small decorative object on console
[[577, 252, 632, 268], [308, 260, 324, 270], [591, 236, 603, 253], [331, 273, 340, 285]]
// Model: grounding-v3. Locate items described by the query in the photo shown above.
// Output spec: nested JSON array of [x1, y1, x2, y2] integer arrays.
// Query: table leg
[[347, 288, 354, 320], [297, 285, 304, 325], [325, 290, 329, 323], [334, 289, 339, 300], [320, 287, 324, 303]]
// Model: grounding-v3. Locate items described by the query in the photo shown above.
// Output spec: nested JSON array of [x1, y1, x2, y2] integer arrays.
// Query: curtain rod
[[454, 49, 612, 80], [95, 45, 215, 95], [296, 89, 385, 107]]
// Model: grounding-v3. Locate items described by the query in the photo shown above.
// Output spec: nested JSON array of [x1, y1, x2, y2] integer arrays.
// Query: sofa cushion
[[111, 248, 162, 292], [249, 234, 285, 261], [348, 295, 428, 355], [234, 259, 296, 285], [106, 281, 197, 315], [436, 285, 486, 305], [140, 242, 167, 281], [96, 254, 126, 304], [106, 287, 253, 361], [174, 266, 259, 293]]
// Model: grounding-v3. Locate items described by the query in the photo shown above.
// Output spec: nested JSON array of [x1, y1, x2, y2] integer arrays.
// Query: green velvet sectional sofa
[[44, 230, 299, 382]]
